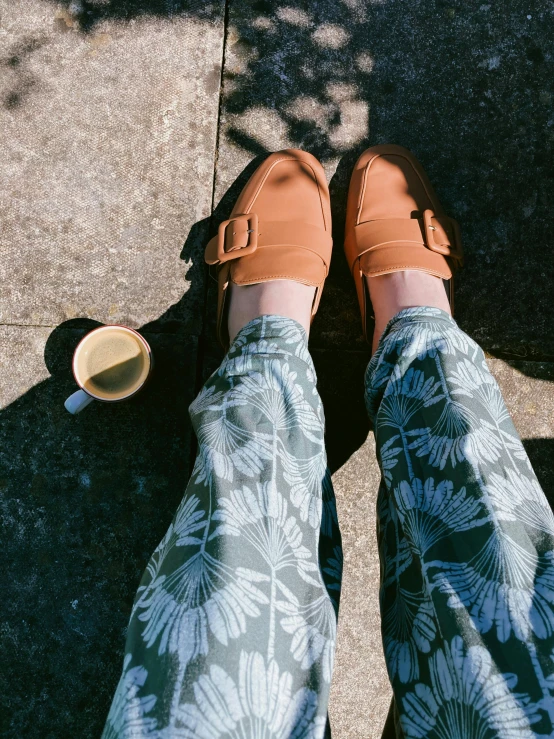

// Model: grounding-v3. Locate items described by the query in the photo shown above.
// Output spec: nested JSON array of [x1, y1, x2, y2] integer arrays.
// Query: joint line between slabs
[[188, 0, 231, 472]]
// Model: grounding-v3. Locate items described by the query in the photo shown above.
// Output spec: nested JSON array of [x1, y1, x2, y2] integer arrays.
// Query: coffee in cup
[[65, 325, 152, 414]]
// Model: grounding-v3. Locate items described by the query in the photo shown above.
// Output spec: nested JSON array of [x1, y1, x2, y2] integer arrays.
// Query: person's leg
[[366, 273, 554, 738], [366, 271, 451, 354], [227, 280, 317, 343], [102, 284, 342, 738]]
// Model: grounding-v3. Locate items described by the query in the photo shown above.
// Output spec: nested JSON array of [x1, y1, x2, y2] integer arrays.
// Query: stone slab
[[0, 0, 225, 332], [0, 324, 198, 737], [313, 352, 554, 737], [489, 358, 554, 502], [329, 435, 392, 739], [215, 0, 554, 356], [313, 348, 389, 738]]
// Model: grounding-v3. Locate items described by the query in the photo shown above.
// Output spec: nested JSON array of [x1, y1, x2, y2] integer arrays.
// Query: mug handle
[[65, 389, 94, 415]]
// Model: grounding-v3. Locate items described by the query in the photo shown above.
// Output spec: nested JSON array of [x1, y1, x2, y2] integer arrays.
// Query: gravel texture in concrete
[[1, 1, 554, 737], [1, 1, 224, 735], [1, 0, 224, 332]]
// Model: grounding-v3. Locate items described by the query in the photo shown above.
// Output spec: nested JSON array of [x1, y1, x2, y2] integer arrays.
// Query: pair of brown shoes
[[205, 146, 464, 348]]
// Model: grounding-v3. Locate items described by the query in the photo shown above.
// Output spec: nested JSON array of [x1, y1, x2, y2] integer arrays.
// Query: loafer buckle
[[423, 209, 463, 265], [216, 213, 259, 263]]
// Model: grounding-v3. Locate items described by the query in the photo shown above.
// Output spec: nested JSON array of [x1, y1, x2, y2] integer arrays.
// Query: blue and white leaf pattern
[[105, 308, 554, 738], [400, 636, 539, 738], [103, 317, 341, 738], [367, 307, 554, 737], [172, 650, 326, 738], [103, 655, 158, 738]]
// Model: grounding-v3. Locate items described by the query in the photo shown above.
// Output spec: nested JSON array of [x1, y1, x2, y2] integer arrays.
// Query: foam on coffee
[[74, 327, 150, 400]]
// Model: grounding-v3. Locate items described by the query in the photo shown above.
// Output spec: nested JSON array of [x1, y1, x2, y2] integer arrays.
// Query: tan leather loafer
[[205, 149, 333, 348], [344, 144, 463, 341]]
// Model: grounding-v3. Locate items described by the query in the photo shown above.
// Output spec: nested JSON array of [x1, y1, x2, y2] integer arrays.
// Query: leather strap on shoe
[[354, 210, 463, 270], [205, 213, 333, 270]]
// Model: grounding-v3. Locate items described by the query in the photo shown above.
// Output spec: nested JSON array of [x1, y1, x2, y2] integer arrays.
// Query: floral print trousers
[[103, 308, 554, 739]]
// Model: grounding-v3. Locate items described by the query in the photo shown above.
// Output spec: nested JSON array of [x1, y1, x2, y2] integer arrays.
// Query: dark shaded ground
[[2, 0, 554, 736], [1, 324, 197, 735]]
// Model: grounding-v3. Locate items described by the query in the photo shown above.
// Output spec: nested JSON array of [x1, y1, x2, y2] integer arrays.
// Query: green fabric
[[103, 309, 554, 738], [367, 308, 554, 738], [103, 315, 341, 738]]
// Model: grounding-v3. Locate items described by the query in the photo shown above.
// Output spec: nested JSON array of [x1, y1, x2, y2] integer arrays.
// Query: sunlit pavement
[[1, 1, 553, 736]]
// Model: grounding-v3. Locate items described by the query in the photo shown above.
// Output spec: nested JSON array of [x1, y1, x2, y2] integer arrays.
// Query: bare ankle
[[366, 270, 451, 353], [227, 280, 316, 344]]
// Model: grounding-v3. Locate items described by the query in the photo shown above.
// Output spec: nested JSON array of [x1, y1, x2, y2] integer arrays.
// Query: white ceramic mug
[[64, 325, 153, 415]]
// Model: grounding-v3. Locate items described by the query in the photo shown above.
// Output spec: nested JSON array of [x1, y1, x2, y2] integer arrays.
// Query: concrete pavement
[[1, 1, 553, 736]]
